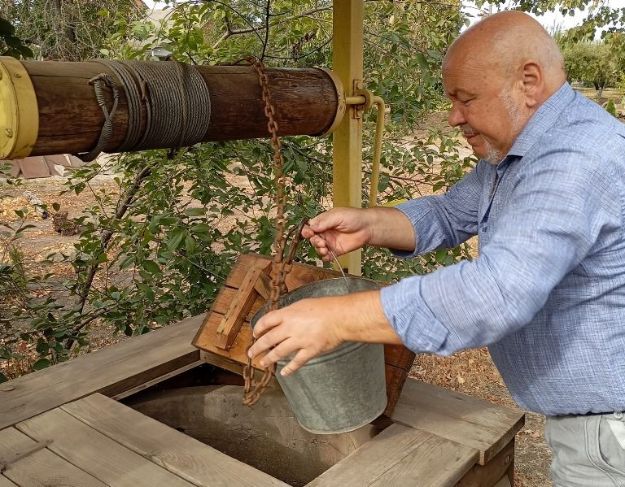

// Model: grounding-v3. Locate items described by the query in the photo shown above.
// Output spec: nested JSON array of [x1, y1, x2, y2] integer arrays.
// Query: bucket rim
[[276, 340, 380, 367], [250, 276, 382, 366]]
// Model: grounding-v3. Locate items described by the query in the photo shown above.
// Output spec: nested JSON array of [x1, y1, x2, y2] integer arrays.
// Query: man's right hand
[[302, 207, 416, 261]]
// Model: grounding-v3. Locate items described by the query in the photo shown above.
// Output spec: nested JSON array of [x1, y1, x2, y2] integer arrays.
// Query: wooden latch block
[[214, 260, 271, 350]]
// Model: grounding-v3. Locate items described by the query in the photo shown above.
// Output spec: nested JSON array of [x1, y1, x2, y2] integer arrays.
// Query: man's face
[[443, 57, 528, 164]]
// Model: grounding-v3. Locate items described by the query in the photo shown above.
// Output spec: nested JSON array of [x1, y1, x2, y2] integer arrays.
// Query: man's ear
[[521, 61, 543, 108]]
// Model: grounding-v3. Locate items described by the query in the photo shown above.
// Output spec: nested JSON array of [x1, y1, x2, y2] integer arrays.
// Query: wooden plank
[[0, 315, 202, 430], [391, 379, 525, 465], [308, 423, 478, 487], [456, 439, 514, 487], [215, 261, 271, 349], [382, 344, 414, 416], [16, 408, 194, 487], [0, 476, 16, 486], [0, 427, 106, 487], [370, 436, 478, 487], [62, 393, 287, 487]]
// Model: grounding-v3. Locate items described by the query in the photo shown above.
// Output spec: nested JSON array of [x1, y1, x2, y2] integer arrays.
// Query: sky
[[464, 0, 625, 33]]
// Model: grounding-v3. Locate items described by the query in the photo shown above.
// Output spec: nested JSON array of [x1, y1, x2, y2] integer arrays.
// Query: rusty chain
[[243, 56, 291, 406]]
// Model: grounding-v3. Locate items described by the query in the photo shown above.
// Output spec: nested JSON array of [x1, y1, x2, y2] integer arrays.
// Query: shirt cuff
[[380, 276, 450, 354], [393, 198, 443, 257]]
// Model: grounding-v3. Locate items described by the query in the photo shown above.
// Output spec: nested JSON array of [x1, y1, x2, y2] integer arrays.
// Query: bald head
[[442, 11, 567, 164], [444, 11, 566, 94]]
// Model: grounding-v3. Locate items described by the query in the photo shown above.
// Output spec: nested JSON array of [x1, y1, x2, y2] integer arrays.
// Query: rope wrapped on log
[[0, 56, 344, 160], [81, 60, 211, 161]]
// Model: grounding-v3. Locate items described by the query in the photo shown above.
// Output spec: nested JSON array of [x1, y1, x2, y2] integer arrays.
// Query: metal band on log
[[0, 57, 345, 159]]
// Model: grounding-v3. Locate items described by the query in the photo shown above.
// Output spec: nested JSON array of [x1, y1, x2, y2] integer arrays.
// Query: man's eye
[[460, 98, 473, 105]]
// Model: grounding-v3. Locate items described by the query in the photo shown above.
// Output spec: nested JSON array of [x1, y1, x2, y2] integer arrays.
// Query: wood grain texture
[[455, 439, 514, 487], [20, 61, 339, 156], [308, 423, 478, 487], [391, 379, 525, 465], [0, 476, 16, 487], [61, 394, 286, 487], [215, 261, 271, 349], [0, 426, 106, 487], [16, 408, 194, 487], [0, 315, 202, 430]]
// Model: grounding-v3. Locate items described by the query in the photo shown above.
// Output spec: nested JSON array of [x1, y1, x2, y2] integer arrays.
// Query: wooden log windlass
[[0, 56, 345, 160]]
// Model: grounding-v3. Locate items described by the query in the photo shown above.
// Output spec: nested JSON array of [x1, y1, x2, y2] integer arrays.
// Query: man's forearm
[[365, 207, 416, 252], [337, 290, 403, 345]]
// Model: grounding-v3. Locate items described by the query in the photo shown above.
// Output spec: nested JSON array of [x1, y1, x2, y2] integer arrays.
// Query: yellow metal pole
[[332, 0, 363, 275]]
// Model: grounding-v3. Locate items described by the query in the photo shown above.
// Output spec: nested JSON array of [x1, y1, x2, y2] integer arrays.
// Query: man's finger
[[248, 321, 287, 358], [301, 224, 316, 239], [259, 338, 299, 368], [253, 309, 282, 337], [280, 348, 317, 376]]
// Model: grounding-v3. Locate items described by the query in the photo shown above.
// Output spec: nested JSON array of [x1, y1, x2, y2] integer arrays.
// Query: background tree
[[562, 41, 617, 98], [0, 0, 143, 60]]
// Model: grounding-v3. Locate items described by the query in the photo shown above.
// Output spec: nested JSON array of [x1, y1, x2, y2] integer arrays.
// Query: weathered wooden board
[[193, 253, 416, 415], [0, 426, 106, 487], [308, 423, 478, 486], [391, 379, 525, 465], [456, 439, 514, 487], [0, 314, 202, 430], [61, 393, 287, 487], [16, 408, 194, 487], [0, 475, 16, 487]]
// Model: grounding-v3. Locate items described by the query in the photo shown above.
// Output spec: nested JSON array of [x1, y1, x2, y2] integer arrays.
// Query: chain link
[[243, 56, 290, 406]]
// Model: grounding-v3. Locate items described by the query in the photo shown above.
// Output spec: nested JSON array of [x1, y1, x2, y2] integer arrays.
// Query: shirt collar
[[506, 82, 575, 158]]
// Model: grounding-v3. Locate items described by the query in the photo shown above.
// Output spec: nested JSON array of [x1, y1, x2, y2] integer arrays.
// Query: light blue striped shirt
[[380, 83, 625, 415]]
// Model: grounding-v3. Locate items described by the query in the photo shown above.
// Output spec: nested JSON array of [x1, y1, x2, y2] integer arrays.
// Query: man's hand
[[302, 207, 416, 260], [302, 208, 373, 261], [247, 290, 402, 376]]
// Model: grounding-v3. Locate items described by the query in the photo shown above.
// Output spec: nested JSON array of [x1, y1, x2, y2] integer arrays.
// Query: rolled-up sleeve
[[381, 152, 619, 355], [394, 164, 482, 257]]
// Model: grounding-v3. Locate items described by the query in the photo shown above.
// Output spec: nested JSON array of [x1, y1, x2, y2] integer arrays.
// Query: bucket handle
[[281, 218, 309, 268]]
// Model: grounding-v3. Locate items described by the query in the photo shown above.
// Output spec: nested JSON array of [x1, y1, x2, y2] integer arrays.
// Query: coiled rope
[[80, 60, 211, 161]]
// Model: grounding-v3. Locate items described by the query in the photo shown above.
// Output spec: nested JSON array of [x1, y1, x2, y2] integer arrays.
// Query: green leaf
[[32, 358, 51, 371], [184, 207, 206, 217], [142, 259, 160, 274], [190, 223, 211, 236], [167, 228, 186, 251], [36, 340, 49, 355]]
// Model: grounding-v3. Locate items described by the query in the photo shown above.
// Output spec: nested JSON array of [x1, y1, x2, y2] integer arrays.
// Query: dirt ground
[[0, 170, 552, 486]]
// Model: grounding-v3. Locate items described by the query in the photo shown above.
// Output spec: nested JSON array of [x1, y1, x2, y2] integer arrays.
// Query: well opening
[[124, 364, 389, 486]]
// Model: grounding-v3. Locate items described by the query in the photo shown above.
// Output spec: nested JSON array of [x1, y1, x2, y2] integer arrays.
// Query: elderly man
[[249, 10, 625, 485]]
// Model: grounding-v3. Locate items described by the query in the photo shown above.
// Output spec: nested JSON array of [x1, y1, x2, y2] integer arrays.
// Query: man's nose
[[448, 104, 465, 127]]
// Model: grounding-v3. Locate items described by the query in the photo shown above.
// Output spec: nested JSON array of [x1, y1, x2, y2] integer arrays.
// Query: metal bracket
[[0, 56, 38, 159], [344, 82, 386, 207]]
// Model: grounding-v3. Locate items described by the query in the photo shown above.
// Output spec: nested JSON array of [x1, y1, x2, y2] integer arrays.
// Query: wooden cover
[[192, 253, 416, 416]]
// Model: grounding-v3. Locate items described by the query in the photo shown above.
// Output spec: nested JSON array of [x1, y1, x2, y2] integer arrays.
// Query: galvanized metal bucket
[[251, 277, 387, 434]]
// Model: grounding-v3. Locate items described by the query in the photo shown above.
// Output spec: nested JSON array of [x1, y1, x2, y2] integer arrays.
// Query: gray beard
[[482, 93, 523, 165]]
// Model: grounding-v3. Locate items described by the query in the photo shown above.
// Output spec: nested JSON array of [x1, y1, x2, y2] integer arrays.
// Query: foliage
[[0, 15, 31, 57], [561, 40, 618, 96], [1, 0, 477, 378], [476, 0, 625, 35], [0, 0, 143, 60]]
